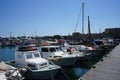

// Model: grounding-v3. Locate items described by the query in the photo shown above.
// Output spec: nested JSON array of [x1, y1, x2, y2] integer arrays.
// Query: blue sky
[[0, 0, 120, 37]]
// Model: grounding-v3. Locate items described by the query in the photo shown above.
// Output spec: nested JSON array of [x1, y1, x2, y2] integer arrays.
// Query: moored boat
[[14, 44, 61, 80], [0, 61, 22, 80], [39, 46, 77, 67]]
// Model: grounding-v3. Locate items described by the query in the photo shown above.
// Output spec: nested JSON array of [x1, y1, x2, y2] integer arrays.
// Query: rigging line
[[74, 5, 82, 32], [91, 24, 97, 33]]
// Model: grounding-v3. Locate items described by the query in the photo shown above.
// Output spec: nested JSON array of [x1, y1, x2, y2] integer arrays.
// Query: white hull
[[24, 65, 60, 79], [50, 57, 77, 67]]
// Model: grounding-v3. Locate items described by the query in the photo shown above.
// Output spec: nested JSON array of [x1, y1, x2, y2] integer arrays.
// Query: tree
[[53, 35, 62, 39]]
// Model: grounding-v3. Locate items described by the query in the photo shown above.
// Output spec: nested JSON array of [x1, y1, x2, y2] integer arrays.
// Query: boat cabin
[[40, 46, 68, 59], [15, 45, 49, 70]]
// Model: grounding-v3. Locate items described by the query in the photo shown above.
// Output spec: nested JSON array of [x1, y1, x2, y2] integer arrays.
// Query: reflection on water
[[54, 66, 88, 80]]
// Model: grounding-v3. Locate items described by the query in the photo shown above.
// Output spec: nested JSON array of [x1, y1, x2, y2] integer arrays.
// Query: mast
[[82, 2, 84, 35], [88, 16, 91, 41], [10, 32, 12, 40], [99, 28, 101, 39], [73, 2, 85, 41]]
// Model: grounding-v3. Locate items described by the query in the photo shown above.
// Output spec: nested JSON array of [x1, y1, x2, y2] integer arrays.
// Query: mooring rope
[[50, 70, 54, 80]]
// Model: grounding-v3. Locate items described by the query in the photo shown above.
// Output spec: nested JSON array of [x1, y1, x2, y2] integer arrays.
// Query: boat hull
[[69, 51, 87, 61], [92, 49, 104, 57], [24, 65, 60, 80], [80, 49, 103, 60], [50, 57, 77, 67]]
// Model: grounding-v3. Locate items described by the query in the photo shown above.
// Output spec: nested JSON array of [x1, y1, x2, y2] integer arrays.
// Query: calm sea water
[[0, 46, 16, 61], [0, 46, 91, 80]]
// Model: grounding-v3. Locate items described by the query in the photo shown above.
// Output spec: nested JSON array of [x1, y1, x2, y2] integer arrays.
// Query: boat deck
[[80, 44, 120, 80], [0, 62, 11, 73]]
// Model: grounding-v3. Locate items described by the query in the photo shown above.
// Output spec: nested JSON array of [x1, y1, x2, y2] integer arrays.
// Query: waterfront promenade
[[80, 44, 120, 80]]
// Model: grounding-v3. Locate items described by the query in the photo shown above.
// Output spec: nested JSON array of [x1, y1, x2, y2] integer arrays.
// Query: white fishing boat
[[14, 45, 61, 80], [71, 45, 101, 59], [0, 61, 22, 80], [58, 44, 84, 60], [58, 42, 92, 60], [39, 46, 77, 67], [72, 45, 94, 54]]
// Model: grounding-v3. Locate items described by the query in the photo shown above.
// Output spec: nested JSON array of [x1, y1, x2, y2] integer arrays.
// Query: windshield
[[49, 48, 56, 52], [41, 48, 49, 52], [26, 52, 40, 59], [26, 53, 33, 59], [34, 53, 40, 58]]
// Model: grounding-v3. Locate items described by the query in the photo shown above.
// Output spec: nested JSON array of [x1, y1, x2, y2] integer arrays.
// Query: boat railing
[[17, 45, 37, 51]]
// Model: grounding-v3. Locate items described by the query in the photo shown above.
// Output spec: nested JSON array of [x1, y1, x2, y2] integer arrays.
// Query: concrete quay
[[80, 44, 120, 80]]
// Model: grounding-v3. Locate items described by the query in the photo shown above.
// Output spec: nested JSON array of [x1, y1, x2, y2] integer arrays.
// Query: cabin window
[[17, 54, 22, 59], [34, 53, 40, 58], [56, 47, 61, 51], [49, 48, 56, 52], [41, 48, 49, 52], [26, 53, 33, 59]]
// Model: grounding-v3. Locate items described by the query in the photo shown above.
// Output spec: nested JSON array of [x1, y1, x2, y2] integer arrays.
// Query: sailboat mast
[[88, 16, 91, 41], [82, 2, 84, 35]]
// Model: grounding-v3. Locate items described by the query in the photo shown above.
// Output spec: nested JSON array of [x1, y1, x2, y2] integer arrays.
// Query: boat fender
[[53, 57, 61, 61], [18, 68, 27, 74]]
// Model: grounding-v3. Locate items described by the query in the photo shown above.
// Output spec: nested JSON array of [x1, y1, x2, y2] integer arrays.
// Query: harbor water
[[0, 46, 105, 80]]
